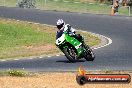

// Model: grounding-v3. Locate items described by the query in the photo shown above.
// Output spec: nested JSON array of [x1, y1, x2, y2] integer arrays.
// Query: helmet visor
[[56, 23, 64, 29]]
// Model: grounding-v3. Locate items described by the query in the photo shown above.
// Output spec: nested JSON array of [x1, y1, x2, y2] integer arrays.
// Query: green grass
[[0, 23, 45, 48], [37, 0, 109, 14], [7, 70, 28, 77], [0, 18, 100, 59], [0, 0, 16, 6], [0, 70, 28, 77], [0, 21, 55, 48], [0, 0, 131, 16], [0, 19, 56, 59]]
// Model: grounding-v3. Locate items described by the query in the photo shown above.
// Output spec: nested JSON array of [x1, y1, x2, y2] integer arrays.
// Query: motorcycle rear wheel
[[84, 45, 95, 61]]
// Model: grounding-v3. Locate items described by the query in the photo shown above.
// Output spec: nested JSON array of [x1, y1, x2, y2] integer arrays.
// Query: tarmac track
[[0, 7, 132, 72]]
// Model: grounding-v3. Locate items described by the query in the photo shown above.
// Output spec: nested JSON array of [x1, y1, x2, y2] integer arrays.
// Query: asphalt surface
[[0, 7, 132, 72]]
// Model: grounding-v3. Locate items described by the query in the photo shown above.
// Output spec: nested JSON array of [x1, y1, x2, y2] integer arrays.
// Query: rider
[[56, 19, 83, 43]]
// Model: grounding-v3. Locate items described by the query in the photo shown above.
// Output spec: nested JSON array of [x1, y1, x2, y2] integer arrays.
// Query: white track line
[[1, 60, 6, 62], [22, 68, 25, 69], [78, 30, 112, 50], [93, 35, 112, 50], [14, 59, 19, 61], [56, 55, 60, 56], [39, 57, 43, 58], [47, 56, 51, 57]]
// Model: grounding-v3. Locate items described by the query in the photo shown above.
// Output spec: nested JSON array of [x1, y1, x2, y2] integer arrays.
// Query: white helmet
[[56, 19, 65, 29]]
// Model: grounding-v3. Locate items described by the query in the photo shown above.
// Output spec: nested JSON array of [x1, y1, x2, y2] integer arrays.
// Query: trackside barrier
[[120, 6, 131, 16]]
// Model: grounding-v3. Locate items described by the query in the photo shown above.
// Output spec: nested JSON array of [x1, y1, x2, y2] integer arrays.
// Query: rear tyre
[[63, 47, 77, 63]]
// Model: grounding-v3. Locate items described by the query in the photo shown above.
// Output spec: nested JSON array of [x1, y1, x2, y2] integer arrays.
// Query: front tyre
[[63, 47, 77, 63]]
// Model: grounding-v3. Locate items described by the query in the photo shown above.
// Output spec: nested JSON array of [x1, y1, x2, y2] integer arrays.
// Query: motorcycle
[[55, 30, 95, 63]]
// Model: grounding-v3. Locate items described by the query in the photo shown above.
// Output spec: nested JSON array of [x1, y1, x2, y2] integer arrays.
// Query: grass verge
[[0, 18, 100, 59]]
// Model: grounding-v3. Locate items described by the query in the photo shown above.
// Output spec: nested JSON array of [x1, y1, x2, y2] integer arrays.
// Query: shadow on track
[[56, 60, 85, 63]]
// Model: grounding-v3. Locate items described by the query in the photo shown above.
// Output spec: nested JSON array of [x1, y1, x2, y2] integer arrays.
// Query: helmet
[[56, 19, 65, 29]]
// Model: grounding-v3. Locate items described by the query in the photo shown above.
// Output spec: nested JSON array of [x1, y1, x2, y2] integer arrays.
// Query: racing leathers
[[56, 24, 83, 43]]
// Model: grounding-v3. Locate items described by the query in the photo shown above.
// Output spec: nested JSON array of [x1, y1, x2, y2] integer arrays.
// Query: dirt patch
[[0, 72, 131, 88], [22, 44, 56, 53], [9, 44, 59, 58]]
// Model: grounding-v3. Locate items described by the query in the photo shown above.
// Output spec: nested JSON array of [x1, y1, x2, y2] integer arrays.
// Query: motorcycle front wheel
[[63, 47, 77, 63]]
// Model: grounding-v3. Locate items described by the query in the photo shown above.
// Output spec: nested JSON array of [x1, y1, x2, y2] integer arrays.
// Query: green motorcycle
[[55, 31, 95, 63]]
